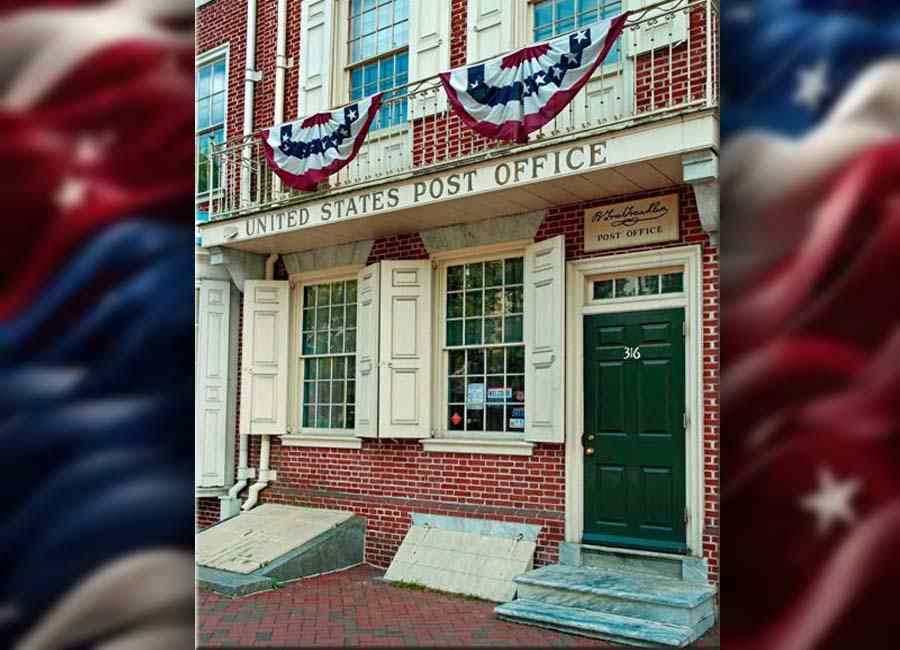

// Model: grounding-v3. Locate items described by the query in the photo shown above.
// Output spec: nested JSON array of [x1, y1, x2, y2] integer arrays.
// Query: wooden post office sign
[[584, 193, 680, 252]]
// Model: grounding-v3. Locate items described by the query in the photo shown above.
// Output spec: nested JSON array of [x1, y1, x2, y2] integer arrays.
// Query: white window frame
[[283, 265, 364, 449], [564, 244, 705, 556], [195, 43, 230, 205], [425, 241, 536, 456]]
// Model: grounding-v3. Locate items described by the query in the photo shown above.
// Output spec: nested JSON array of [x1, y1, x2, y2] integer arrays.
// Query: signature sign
[[584, 193, 680, 252]]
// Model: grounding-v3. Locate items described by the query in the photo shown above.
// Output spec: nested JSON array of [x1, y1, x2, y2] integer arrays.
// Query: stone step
[[514, 564, 716, 627], [559, 542, 709, 584], [495, 599, 714, 647]]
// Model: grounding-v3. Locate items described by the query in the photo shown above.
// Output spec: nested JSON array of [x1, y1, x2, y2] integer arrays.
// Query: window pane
[[505, 257, 524, 285], [303, 405, 315, 428], [449, 350, 466, 375], [304, 380, 316, 405], [211, 93, 225, 126], [334, 356, 346, 379], [465, 318, 482, 345], [197, 65, 211, 98], [484, 260, 503, 287], [317, 406, 330, 428], [347, 380, 356, 403], [509, 374, 525, 403], [197, 97, 210, 129], [315, 332, 329, 354], [347, 280, 358, 303], [505, 315, 523, 343], [487, 348, 505, 374], [465, 263, 483, 289], [213, 60, 226, 93], [661, 272, 684, 293], [395, 0, 409, 21], [304, 285, 317, 308], [638, 274, 660, 295], [504, 287, 523, 314], [467, 349, 485, 375], [346, 405, 356, 428], [448, 405, 465, 431], [332, 406, 346, 429], [466, 408, 484, 432], [447, 265, 464, 291], [346, 328, 357, 353], [447, 319, 463, 346], [465, 291, 483, 317], [316, 307, 330, 330], [486, 406, 504, 432], [484, 289, 503, 315], [484, 317, 502, 344], [302, 332, 315, 355], [507, 405, 525, 432], [615, 277, 637, 297], [317, 381, 330, 404], [394, 20, 409, 47], [318, 357, 331, 379], [331, 305, 344, 329], [534, 1, 553, 30], [593, 279, 613, 299], [507, 346, 525, 374], [449, 377, 465, 403], [447, 292, 463, 318], [377, 27, 392, 55]]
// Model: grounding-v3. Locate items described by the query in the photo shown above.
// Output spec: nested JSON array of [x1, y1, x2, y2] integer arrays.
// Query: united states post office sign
[[583, 193, 680, 252]]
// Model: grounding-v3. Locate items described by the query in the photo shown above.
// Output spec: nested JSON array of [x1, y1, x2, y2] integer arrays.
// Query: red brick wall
[[366, 233, 429, 264], [197, 497, 220, 529], [197, 0, 247, 141]]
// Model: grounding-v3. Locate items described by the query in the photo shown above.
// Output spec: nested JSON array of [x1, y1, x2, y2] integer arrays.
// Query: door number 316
[[624, 346, 641, 360]]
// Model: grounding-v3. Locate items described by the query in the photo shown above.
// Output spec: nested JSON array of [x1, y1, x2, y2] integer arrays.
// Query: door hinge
[[683, 411, 688, 429], [684, 508, 689, 525], [682, 320, 687, 336]]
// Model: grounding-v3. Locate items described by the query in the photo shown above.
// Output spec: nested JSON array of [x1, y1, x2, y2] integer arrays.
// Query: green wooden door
[[583, 308, 687, 553]]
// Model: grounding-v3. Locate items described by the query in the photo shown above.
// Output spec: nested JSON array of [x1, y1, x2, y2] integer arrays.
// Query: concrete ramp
[[197, 504, 364, 596], [384, 513, 540, 602]]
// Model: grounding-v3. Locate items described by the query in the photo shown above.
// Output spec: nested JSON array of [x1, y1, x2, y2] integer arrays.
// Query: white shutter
[[524, 236, 565, 443], [240, 280, 290, 435], [196, 279, 231, 487], [466, 0, 515, 62], [355, 263, 380, 438], [409, 0, 449, 82], [299, 0, 335, 113], [378, 260, 432, 438]]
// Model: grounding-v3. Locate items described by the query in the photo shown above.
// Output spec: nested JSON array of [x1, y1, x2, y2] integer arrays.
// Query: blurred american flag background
[[721, 1, 900, 649], [0, 0, 194, 648]]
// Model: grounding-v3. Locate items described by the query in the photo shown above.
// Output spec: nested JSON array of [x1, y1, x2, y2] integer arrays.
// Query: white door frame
[[564, 244, 704, 557]]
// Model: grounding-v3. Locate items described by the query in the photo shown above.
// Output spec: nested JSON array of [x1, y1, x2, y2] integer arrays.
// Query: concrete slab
[[196, 504, 353, 574], [196, 505, 365, 596], [384, 513, 540, 602]]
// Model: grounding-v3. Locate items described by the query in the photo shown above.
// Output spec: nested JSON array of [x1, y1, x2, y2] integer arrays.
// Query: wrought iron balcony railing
[[203, 0, 718, 221]]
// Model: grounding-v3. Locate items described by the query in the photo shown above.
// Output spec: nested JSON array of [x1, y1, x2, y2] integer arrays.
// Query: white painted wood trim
[[195, 487, 229, 498], [420, 438, 534, 456], [281, 434, 363, 449], [564, 244, 704, 557]]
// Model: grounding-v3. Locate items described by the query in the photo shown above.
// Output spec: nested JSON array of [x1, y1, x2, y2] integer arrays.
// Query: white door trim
[[565, 244, 704, 557]]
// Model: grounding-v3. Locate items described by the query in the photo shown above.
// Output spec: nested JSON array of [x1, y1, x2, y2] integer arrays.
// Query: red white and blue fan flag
[[439, 12, 628, 144], [260, 93, 383, 191]]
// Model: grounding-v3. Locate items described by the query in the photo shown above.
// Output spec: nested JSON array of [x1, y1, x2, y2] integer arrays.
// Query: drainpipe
[[240, 0, 259, 206], [242, 253, 280, 511], [272, 0, 288, 196]]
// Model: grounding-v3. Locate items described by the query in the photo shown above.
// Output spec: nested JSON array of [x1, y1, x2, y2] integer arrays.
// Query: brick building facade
[[195, 0, 720, 590]]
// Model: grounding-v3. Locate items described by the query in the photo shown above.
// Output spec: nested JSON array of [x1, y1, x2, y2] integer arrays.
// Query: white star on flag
[[347, 108, 357, 120], [575, 30, 589, 43], [799, 467, 862, 536], [793, 61, 830, 111], [55, 177, 87, 211]]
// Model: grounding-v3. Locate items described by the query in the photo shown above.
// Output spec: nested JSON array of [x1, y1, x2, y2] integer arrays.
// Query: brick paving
[[197, 564, 720, 648]]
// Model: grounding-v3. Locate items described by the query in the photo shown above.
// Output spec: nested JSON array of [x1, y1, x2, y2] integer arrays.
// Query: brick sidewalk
[[197, 564, 720, 647]]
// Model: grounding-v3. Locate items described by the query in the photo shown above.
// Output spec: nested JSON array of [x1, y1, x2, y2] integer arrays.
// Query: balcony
[[203, 0, 718, 224]]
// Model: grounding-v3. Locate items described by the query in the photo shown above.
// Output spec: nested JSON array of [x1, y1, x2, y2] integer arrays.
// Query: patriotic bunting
[[260, 93, 383, 191], [439, 13, 629, 143]]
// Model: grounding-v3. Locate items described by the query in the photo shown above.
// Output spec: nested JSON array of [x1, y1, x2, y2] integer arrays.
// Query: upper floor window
[[349, 0, 410, 130], [533, 0, 622, 63], [196, 57, 226, 194]]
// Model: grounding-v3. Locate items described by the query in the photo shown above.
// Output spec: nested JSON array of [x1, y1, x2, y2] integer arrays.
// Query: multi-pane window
[[533, 0, 622, 63], [445, 257, 525, 435], [349, 0, 409, 130], [196, 57, 226, 194], [592, 269, 684, 300], [301, 280, 358, 430]]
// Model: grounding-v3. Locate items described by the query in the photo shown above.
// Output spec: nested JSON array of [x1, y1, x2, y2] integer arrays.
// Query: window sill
[[420, 438, 534, 456], [281, 434, 363, 449], [195, 486, 228, 498]]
